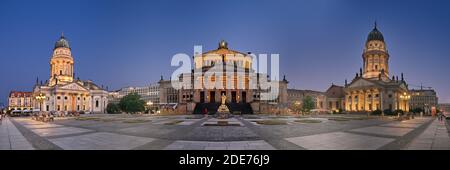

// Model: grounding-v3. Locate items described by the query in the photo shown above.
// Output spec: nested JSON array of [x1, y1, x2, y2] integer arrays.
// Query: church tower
[[49, 33, 74, 86], [362, 23, 390, 81]]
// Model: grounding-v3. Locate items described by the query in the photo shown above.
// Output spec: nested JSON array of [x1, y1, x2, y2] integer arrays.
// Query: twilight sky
[[1, 0, 450, 106]]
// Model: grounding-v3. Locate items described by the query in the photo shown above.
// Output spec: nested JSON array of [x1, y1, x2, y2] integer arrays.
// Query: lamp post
[[399, 93, 410, 117], [35, 93, 46, 112], [294, 101, 301, 115], [146, 101, 153, 113]]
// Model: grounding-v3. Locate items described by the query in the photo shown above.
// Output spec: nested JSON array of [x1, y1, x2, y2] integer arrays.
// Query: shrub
[[394, 109, 404, 116], [106, 103, 121, 114], [384, 109, 394, 116], [371, 109, 382, 115], [119, 93, 145, 114], [411, 108, 423, 114]]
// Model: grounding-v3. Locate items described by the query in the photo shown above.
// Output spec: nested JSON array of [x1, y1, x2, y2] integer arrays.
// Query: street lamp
[[294, 101, 301, 114], [35, 93, 46, 112], [146, 101, 153, 113], [399, 93, 410, 114]]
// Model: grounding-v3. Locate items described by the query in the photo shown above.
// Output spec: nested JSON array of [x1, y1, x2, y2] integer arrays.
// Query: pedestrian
[[438, 112, 443, 121]]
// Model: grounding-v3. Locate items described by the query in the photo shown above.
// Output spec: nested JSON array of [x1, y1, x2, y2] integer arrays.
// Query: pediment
[[347, 78, 377, 89], [399, 83, 408, 90], [59, 82, 88, 91]]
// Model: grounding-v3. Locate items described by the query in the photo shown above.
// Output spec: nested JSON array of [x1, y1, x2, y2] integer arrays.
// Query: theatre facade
[[173, 40, 289, 114]]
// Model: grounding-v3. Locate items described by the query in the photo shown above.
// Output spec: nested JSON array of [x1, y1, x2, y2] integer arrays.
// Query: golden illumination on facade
[[32, 33, 108, 113], [344, 24, 410, 113]]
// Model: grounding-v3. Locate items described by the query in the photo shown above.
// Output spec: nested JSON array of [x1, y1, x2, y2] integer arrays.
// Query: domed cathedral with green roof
[[344, 23, 411, 113], [32, 33, 109, 114]]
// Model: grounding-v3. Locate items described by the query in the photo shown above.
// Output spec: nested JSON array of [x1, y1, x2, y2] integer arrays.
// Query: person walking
[[437, 112, 443, 122]]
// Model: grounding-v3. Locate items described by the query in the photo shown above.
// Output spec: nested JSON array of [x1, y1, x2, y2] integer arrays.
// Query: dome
[[367, 23, 384, 42], [54, 33, 70, 49]]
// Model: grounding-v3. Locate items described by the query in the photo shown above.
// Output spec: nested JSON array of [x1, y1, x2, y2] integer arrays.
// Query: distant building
[[325, 85, 345, 112], [287, 89, 326, 111], [108, 80, 179, 111], [438, 103, 450, 113], [108, 84, 161, 105], [8, 91, 33, 111], [287, 85, 345, 113], [410, 89, 438, 115]]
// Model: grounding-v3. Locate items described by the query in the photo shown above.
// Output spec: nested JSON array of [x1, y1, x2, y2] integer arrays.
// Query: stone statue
[[221, 94, 226, 105], [217, 94, 231, 118]]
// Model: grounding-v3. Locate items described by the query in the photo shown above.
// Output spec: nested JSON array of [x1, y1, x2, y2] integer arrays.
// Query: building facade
[[108, 84, 161, 105], [344, 24, 410, 112], [175, 40, 288, 114], [325, 85, 346, 112], [32, 34, 108, 114], [287, 89, 327, 111], [8, 91, 33, 111], [410, 89, 438, 115], [439, 103, 450, 113], [108, 80, 179, 112]]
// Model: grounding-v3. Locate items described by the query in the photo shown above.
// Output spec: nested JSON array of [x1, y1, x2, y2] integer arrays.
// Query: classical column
[[363, 90, 366, 111], [91, 96, 94, 113], [380, 90, 384, 111], [62, 93, 65, 112], [351, 93, 354, 111], [370, 90, 378, 110]]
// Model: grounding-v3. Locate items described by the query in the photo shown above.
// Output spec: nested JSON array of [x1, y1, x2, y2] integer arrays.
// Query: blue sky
[[1, 0, 450, 106]]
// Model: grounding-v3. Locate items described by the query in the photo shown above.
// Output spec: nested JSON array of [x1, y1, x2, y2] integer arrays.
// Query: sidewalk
[[0, 117, 35, 150], [406, 119, 450, 150]]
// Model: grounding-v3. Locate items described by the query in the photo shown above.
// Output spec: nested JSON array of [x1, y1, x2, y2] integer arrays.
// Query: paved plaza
[[1, 114, 449, 150]]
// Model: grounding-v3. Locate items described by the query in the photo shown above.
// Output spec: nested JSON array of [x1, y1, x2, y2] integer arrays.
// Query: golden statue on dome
[[219, 40, 228, 49]]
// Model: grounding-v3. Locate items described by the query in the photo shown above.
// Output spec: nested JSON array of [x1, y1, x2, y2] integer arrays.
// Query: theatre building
[[175, 40, 289, 114]]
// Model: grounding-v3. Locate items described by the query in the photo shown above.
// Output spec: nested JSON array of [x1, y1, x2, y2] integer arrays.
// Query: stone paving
[[30, 127, 93, 137], [285, 132, 394, 150], [201, 118, 244, 126], [405, 119, 450, 150], [0, 118, 34, 150], [284, 117, 434, 150], [2, 114, 449, 150], [49, 132, 155, 150], [165, 140, 275, 150], [349, 126, 414, 137]]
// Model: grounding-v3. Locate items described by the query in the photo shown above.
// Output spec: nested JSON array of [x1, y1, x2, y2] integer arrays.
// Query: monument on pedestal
[[216, 94, 232, 119]]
